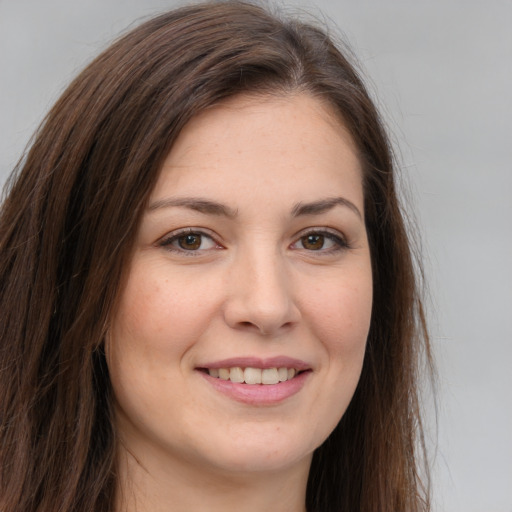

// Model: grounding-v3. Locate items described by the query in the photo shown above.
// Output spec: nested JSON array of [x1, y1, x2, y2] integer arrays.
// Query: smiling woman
[[0, 2, 432, 512], [108, 94, 373, 499]]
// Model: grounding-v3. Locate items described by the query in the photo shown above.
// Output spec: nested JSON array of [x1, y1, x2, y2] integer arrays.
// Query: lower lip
[[199, 370, 310, 405]]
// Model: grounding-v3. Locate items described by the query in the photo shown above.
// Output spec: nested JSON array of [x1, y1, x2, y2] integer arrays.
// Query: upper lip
[[198, 356, 311, 371]]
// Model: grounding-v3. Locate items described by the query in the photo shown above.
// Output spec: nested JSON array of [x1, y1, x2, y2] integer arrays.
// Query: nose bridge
[[224, 240, 299, 335]]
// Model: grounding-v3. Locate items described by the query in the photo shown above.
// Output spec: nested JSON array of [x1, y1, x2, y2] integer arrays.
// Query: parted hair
[[0, 2, 432, 511]]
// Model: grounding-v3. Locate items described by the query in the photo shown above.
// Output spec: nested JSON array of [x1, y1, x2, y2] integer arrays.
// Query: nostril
[[237, 321, 266, 334]]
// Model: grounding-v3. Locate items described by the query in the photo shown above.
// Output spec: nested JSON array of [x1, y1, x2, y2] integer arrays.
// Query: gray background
[[1, 1, 511, 510]]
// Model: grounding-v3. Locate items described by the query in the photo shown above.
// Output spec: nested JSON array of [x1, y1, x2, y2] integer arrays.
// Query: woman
[[0, 2, 433, 511]]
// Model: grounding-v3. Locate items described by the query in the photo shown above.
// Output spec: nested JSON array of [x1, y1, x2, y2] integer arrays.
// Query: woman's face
[[107, 94, 373, 479]]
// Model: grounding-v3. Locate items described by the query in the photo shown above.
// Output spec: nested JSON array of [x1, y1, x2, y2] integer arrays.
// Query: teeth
[[261, 368, 279, 384], [218, 368, 230, 380], [244, 367, 262, 385], [230, 367, 244, 383], [207, 366, 301, 384], [278, 367, 288, 382]]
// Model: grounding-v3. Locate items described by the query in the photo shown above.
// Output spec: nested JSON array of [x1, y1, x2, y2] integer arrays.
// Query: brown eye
[[290, 230, 347, 253], [301, 234, 325, 250], [178, 234, 203, 250], [161, 230, 218, 254]]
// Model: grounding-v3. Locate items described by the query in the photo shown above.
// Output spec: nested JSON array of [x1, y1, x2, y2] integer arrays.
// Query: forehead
[[152, 93, 363, 210]]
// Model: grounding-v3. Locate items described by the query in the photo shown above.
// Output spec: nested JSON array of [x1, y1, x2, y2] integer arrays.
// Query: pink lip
[[196, 356, 312, 406], [199, 370, 310, 405], [198, 356, 311, 371]]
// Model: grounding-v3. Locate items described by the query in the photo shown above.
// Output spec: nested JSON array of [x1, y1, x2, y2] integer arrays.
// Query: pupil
[[303, 234, 324, 250], [179, 234, 201, 250]]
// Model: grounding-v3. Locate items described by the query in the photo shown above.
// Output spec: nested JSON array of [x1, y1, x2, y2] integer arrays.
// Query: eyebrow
[[291, 197, 363, 220], [148, 195, 362, 220], [148, 197, 238, 218]]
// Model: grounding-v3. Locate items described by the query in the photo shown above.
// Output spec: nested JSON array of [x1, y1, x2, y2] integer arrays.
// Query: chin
[[210, 447, 312, 475], [193, 424, 318, 475]]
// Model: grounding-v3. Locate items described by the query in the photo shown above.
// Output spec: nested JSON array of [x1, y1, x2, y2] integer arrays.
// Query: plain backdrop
[[1, 1, 511, 511]]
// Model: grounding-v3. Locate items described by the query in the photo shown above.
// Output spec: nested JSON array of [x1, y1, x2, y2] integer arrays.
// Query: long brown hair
[[0, 2, 433, 511]]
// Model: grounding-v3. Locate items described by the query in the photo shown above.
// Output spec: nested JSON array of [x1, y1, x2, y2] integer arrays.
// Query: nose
[[223, 247, 301, 336]]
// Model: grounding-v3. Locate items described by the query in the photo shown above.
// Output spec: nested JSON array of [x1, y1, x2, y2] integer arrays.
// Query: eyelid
[[156, 226, 349, 256], [290, 227, 350, 252], [158, 227, 224, 255]]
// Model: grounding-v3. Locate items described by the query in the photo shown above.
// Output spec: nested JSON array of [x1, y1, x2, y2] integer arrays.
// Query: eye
[[300, 233, 331, 251], [290, 229, 348, 253], [159, 229, 220, 254], [176, 233, 207, 250]]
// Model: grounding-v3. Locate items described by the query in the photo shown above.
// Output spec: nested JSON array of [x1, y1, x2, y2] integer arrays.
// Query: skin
[[107, 93, 373, 512]]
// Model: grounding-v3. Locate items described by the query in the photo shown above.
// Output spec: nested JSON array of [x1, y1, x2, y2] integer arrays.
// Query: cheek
[[299, 269, 372, 447], [106, 262, 211, 427], [306, 268, 373, 356], [111, 262, 216, 357]]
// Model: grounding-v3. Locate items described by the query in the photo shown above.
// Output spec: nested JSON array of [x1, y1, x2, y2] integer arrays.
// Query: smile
[[197, 357, 312, 404], [206, 367, 299, 384]]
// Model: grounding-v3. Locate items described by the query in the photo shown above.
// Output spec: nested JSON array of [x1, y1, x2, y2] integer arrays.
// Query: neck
[[115, 443, 311, 512]]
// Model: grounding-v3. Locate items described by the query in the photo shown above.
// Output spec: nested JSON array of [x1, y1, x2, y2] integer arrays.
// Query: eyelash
[[159, 228, 222, 256], [158, 227, 350, 256], [291, 228, 350, 254]]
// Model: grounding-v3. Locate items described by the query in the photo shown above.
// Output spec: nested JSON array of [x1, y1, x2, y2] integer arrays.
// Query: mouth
[[197, 357, 311, 405], [199, 366, 307, 385]]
